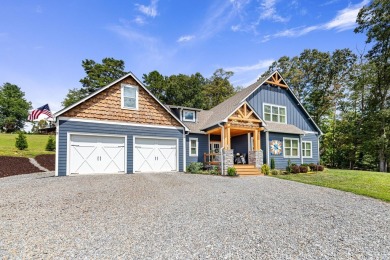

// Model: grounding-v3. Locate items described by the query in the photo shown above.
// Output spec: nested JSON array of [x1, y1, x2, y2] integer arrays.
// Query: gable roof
[[54, 72, 189, 131], [200, 71, 322, 135]]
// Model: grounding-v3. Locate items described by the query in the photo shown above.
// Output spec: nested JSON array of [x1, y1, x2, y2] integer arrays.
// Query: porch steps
[[234, 164, 263, 176]]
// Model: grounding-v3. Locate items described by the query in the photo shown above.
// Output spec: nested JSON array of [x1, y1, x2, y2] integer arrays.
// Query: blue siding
[[260, 132, 267, 164], [186, 133, 208, 167], [268, 133, 301, 169], [247, 84, 319, 132], [58, 120, 184, 176], [302, 133, 320, 165], [231, 134, 248, 163]]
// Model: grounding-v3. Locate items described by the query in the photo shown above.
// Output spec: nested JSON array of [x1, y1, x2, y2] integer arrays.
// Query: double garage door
[[69, 134, 177, 174]]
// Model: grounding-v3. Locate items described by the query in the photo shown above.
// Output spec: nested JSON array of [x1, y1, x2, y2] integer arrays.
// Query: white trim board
[[58, 117, 185, 130]]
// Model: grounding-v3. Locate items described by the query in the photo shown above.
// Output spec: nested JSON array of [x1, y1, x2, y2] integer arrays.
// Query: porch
[[203, 103, 264, 175]]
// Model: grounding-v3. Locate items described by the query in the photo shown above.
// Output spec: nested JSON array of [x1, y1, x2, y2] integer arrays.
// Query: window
[[283, 138, 299, 158], [189, 138, 198, 156], [302, 141, 312, 158], [183, 110, 195, 122], [264, 104, 286, 123], [210, 142, 220, 153], [121, 84, 138, 110]]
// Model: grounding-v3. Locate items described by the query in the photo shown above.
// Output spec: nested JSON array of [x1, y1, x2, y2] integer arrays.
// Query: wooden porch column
[[254, 129, 258, 151], [226, 125, 231, 150]]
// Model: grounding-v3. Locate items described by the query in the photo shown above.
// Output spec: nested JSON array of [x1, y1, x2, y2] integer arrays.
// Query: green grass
[[273, 168, 390, 202], [0, 133, 55, 158]]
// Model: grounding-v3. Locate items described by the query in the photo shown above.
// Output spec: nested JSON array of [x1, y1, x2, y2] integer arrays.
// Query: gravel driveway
[[1, 172, 389, 259]]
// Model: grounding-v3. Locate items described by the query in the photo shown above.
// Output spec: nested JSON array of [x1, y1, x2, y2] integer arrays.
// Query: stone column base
[[248, 150, 263, 169], [222, 149, 234, 175]]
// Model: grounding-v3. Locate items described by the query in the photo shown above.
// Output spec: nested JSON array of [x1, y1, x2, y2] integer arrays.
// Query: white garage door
[[69, 135, 126, 174], [134, 138, 177, 172]]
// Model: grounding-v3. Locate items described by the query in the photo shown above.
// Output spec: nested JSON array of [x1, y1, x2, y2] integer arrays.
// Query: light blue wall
[[302, 133, 320, 165], [247, 84, 319, 132], [58, 120, 185, 176], [186, 133, 208, 167]]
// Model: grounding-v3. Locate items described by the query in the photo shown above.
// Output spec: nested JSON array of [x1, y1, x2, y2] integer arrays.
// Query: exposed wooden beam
[[245, 110, 254, 118], [244, 103, 247, 116], [206, 128, 221, 135], [265, 80, 288, 88], [237, 108, 245, 118], [229, 116, 261, 123]]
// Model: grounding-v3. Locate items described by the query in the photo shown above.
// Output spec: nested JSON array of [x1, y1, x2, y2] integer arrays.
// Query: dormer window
[[263, 103, 286, 123], [121, 84, 138, 110], [183, 110, 195, 122]]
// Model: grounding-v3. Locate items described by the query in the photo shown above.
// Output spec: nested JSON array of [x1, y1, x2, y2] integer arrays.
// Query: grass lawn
[[0, 133, 55, 158], [273, 168, 390, 202]]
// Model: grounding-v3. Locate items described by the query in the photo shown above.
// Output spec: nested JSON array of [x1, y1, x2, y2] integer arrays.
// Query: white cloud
[[259, 0, 289, 23], [324, 0, 369, 31], [134, 16, 145, 25], [177, 35, 195, 43], [225, 59, 275, 73], [231, 24, 240, 32], [136, 0, 158, 18], [262, 0, 369, 41]]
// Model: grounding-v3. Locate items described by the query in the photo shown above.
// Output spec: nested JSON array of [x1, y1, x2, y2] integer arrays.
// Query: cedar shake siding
[[62, 77, 181, 127]]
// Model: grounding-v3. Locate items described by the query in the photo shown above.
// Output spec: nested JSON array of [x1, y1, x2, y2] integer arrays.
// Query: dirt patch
[[0, 156, 41, 178], [35, 154, 55, 171]]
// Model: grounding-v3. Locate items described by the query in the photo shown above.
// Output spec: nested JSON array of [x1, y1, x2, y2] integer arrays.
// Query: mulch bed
[[35, 154, 55, 171], [0, 156, 40, 178]]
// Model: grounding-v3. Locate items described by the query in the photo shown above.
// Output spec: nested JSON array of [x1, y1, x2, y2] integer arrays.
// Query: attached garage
[[134, 137, 178, 172], [69, 134, 126, 174]]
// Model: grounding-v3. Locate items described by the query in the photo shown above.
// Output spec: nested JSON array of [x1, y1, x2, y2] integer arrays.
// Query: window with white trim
[[302, 141, 312, 158], [264, 104, 286, 123], [189, 138, 198, 156], [183, 110, 195, 122], [284, 138, 299, 158], [121, 84, 138, 109]]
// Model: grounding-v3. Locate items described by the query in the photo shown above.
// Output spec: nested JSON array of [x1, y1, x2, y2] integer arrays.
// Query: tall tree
[[62, 58, 128, 107], [0, 83, 31, 132], [202, 68, 236, 109], [355, 0, 390, 172]]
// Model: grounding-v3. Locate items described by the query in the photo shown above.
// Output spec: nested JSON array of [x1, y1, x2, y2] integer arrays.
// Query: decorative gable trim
[[54, 72, 188, 131], [265, 71, 288, 88]]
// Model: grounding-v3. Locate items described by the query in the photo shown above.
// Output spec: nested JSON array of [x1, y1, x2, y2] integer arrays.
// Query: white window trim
[[183, 110, 196, 122], [302, 141, 313, 158], [263, 103, 287, 124], [283, 137, 300, 158], [189, 138, 198, 157], [121, 84, 139, 110]]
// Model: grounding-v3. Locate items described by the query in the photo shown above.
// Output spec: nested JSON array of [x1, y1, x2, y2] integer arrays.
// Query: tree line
[[1, 0, 388, 171]]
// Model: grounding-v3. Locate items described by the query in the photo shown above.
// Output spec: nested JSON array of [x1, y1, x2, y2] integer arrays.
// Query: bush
[[309, 163, 317, 171], [291, 165, 300, 174], [227, 167, 237, 176], [270, 169, 279, 175], [286, 159, 292, 173], [270, 158, 275, 169], [209, 166, 220, 175], [299, 165, 308, 173], [15, 132, 28, 150], [45, 135, 56, 151], [187, 162, 203, 174], [261, 164, 270, 175], [317, 165, 324, 171]]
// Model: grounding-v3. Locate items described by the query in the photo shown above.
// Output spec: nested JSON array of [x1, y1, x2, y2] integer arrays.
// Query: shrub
[[299, 165, 308, 173], [15, 132, 28, 150], [317, 165, 325, 171], [291, 165, 300, 174], [227, 167, 237, 176], [45, 135, 56, 151], [270, 158, 275, 169], [286, 159, 292, 173], [210, 166, 220, 175], [309, 163, 317, 171], [187, 162, 203, 174], [261, 164, 270, 175], [270, 169, 279, 175]]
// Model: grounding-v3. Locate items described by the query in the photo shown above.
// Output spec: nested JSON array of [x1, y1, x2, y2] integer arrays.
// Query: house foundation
[[248, 150, 263, 169], [222, 149, 234, 175]]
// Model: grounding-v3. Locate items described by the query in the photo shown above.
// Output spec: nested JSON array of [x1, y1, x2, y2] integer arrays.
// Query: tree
[[202, 69, 236, 109], [0, 83, 31, 133], [355, 0, 390, 172], [15, 132, 28, 150], [62, 58, 128, 107], [45, 135, 56, 151]]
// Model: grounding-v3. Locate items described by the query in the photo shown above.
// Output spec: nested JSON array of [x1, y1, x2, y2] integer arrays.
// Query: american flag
[[28, 104, 53, 121]]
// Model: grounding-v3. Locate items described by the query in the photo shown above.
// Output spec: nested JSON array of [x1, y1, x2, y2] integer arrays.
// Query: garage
[[69, 134, 126, 174], [134, 137, 178, 172]]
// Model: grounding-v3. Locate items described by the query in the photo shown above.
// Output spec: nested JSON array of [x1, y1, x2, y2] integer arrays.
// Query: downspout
[[218, 123, 225, 174], [266, 131, 270, 165], [300, 134, 304, 165], [183, 130, 190, 172]]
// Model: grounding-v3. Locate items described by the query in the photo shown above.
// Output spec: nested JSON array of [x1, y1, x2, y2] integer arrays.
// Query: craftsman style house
[[54, 71, 322, 176]]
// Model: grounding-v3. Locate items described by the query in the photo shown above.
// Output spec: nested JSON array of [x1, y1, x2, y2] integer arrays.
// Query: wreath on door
[[270, 140, 283, 155]]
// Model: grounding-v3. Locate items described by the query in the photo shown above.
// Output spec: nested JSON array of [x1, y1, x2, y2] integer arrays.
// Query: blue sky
[[0, 0, 369, 113]]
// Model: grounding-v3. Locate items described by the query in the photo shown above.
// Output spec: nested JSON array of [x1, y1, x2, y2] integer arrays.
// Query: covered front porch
[[203, 103, 264, 175]]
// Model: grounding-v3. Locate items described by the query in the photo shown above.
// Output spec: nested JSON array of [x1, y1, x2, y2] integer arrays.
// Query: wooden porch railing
[[203, 152, 221, 167]]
